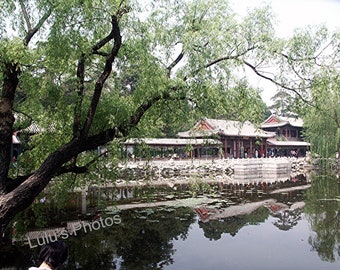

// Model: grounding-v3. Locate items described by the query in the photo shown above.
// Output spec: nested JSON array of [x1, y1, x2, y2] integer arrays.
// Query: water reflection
[[304, 173, 340, 262], [198, 206, 270, 240], [271, 206, 303, 231], [0, 173, 339, 269]]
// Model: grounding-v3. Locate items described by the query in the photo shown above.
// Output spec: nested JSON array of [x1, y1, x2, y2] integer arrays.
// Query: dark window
[[291, 129, 297, 137]]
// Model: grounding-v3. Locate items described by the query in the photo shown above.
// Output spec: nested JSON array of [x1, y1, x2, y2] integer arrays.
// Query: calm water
[[164, 214, 335, 270], [0, 173, 339, 269]]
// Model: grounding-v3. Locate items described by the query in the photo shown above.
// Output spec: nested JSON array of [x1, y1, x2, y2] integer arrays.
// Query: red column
[[232, 138, 235, 158]]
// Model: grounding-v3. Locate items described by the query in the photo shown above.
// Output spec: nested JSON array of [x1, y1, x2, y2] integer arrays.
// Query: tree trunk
[[0, 8, 124, 242], [0, 175, 45, 240], [0, 63, 19, 194], [0, 151, 67, 239], [0, 128, 119, 240]]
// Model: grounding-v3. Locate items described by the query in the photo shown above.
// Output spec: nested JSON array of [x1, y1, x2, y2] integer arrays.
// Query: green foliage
[[1, 0, 279, 175], [130, 141, 152, 160], [188, 178, 212, 197], [121, 0, 275, 133], [12, 194, 51, 238], [303, 71, 340, 158], [1, 0, 339, 238], [224, 80, 268, 124], [269, 88, 297, 117], [0, 38, 29, 64]]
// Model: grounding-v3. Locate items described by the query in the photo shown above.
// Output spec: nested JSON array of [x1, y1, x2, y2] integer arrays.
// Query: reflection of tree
[[116, 225, 175, 268], [66, 207, 195, 269], [271, 209, 302, 231], [2, 207, 195, 269], [198, 206, 269, 240], [304, 173, 340, 262], [66, 228, 118, 269], [0, 245, 34, 269]]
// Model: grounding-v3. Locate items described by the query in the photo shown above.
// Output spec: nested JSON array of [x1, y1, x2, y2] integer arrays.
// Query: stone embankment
[[115, 157, 309, 186]]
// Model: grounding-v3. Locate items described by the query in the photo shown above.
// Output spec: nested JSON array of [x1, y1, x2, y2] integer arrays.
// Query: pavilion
[[261, 115, 310, 157], [177, 118, 275, 158]]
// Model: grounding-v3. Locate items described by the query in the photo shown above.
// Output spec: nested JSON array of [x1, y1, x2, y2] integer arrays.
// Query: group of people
[[240, 147, 264, 159], [29, 241, 68, 270]]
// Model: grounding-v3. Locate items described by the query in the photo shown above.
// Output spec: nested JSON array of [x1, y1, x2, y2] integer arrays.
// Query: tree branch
[[280, 52, 316, 63], [3, 174, 32, 193], [81, 15, 122, 138], [91, 1, 129, 55], [19, 0, 32, 33], [73, 54, 86, 139], [167, 50, 184, 77], [0, 62, 19, 194], [183, 46, 256, 81], [243, 60, 314, 106], [24, 6, 53, 45], [55, 149, 109, 176], [0, 124, 119, 236], [121, 90, 187, 136], [121, 95, 166, 136]]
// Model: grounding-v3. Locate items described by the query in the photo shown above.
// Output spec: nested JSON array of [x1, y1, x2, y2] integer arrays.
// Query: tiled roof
[[262, 115, 304, 128], [178, 118, 275, 138]]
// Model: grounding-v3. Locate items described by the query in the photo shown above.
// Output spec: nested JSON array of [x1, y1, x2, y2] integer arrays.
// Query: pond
[[0, 172, 339, 269]]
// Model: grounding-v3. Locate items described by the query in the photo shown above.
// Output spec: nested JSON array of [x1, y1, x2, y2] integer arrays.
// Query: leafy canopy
[[2, 0, 277, 173], [0, 0, 339, 237], [303, 70, 340, 158]]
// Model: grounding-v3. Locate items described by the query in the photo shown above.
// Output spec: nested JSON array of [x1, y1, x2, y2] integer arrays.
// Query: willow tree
[[0, 0, 335, 240], [263, 24, 339, 159], [283, 27, 340, 159], [303, 71, 340, 159]]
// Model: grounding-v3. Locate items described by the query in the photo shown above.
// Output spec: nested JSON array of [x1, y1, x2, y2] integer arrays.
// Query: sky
[[229, 0, 340, 105]]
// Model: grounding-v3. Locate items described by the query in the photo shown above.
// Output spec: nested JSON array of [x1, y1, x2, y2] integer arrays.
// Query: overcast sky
[[230, 0, 340, 105]]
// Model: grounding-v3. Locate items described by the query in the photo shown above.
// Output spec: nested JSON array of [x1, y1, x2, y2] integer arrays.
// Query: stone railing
[[116, 157, 309, 185]]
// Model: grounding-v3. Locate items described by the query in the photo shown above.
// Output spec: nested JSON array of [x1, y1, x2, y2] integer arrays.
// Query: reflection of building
[[195, 199, 275, 223], [261, 115, 310, 157], [271, 209, 302, 231], [196, 201, 272, 240], [178, 118, 275, 158]]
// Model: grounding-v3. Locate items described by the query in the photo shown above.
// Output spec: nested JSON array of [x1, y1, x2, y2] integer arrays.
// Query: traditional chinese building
[[261, 115, 310, 157], [177, 118, 275, 158]]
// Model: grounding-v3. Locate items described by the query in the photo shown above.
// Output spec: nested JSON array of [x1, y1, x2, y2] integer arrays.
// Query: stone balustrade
[[116, 157, 308, 184]]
